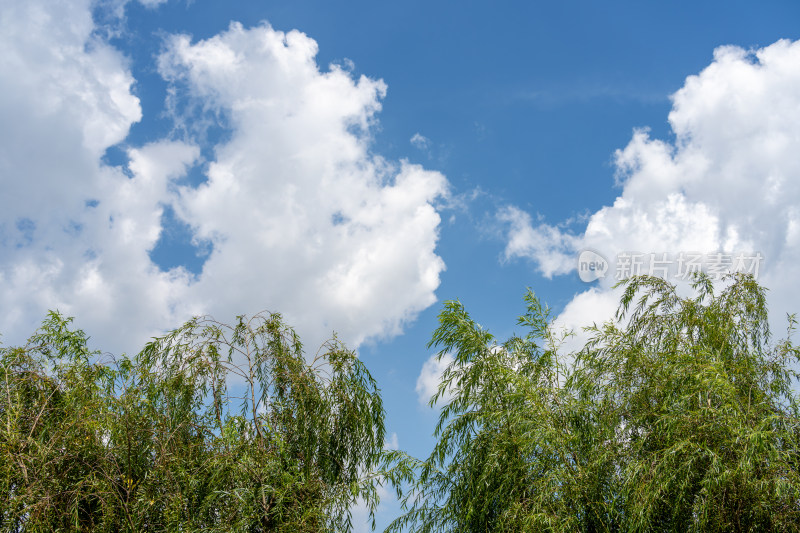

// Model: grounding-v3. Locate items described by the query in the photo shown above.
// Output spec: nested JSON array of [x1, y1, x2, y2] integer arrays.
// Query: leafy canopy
[[388, 274, 800, 532], [3, 273, 800, 532], [0, 311, 387, 532]]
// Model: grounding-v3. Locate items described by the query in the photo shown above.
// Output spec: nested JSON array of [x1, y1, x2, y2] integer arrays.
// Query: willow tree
[[0, 311, 387, 532], [387, 274, 800, 532]]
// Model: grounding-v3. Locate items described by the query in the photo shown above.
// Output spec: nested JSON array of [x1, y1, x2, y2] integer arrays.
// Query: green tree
[[387, 274, 800, 532], [1, 311, 387, 532]]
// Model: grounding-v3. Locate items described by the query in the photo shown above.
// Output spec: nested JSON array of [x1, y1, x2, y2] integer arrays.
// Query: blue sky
[[3, 0, 800, 529]]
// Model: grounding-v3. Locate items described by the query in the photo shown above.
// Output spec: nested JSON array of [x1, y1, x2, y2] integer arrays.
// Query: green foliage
[[5, 274, 799, 532], [0, 311, 387, 532], [389, 274, 800, 532]]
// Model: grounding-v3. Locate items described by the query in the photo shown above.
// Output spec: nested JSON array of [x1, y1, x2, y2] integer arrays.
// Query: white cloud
[[0, 0, 179, 351], [550, 287, 622, 356], [500, 206, 577, 278], [0, 0, 141, 222], [410, 132, 432, 152], [501, 39, 800, 339], [0, 9, 448, 355], [157, 22, 448, 350], [384, 431, 399, 451], [415, 352, 455, 406]]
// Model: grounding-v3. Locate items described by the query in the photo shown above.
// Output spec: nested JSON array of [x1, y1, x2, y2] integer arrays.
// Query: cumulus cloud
[[0, 0, 177, 351], [0, 5, 447, 354], [157, 22, 448, 349], [415, 352, 455, 406], [550, 287, 623, 355], [501, 39, 800, 338]]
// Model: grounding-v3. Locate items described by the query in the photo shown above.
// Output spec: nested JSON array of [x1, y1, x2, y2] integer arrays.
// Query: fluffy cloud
[[0, 0, 169, 351], [503, 39, 800, 339], [500, 206, 577, 278], [0, 5, 447, 354], [157, 22, 448, 349], [0, 0, 139, 222], [416, 352, 455, 406]]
